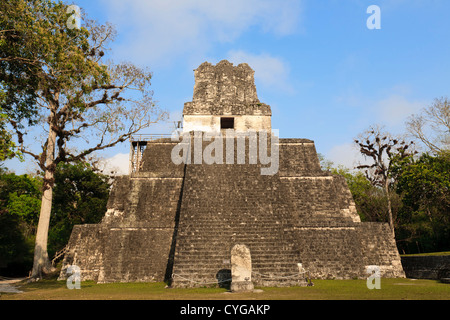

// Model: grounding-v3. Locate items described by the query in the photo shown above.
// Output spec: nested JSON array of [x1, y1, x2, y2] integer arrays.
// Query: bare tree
[[406, 97, 450, 154], [355, 125, 416, 236]]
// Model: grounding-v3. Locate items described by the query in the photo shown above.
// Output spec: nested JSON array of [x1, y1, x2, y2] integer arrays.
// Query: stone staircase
[[170, 161, 307, 288]]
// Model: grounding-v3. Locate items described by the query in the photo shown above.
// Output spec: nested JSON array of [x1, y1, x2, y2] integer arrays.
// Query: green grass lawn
[[401, 251, 450, 257], [1, 278, 449, 300]]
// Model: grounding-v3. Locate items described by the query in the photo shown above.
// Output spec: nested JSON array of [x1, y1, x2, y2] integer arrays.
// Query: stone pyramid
[[59, 60, 405, 287]]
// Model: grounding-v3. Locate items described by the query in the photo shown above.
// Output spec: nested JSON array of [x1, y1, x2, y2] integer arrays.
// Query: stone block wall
[[59, 225, 105, 282], [60, 136, 405, 286], [60, 141, 185, 283], [59, 225, 175, 283], [281, 177, 360, 227], [401, 255, 450, 279], [139, 139, 185, 176], [293, 226, 364, 279], [98, 227, 174, 283], [103, 178, 183, 228], [188, 60, 262, 108], [358, 223, 405, 278], [278, 140, 322, 176]]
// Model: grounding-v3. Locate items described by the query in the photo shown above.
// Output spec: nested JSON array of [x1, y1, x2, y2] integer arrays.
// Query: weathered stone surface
[[184, 60, 270, 115], [401, 255, 450, 280], [230, 245, 254, 292], [183, 60, 272, 133], [59, 61, 405, 287]]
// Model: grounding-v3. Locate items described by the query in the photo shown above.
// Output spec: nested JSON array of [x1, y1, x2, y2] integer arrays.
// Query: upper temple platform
[[182, 60, 272, 133]]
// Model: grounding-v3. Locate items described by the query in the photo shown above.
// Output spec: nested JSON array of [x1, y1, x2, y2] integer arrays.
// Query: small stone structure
[[230, 245, 254, 292], [401, 255, 450, 280], [59, 60, 405, 287]]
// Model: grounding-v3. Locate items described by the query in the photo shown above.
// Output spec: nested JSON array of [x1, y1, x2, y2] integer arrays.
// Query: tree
[[0, 172, 42, 275], [317, 153, 334, 172], [406, 97, 450, 154], [0, 213, 31, 275], [355, 126, 416, 236], [392, 151, 450, 253], [1, 0, 44, 160], [331, 165, 394, 223], [0, 172, 42, 230], [0, 106, 19, 161], [48, 162, 110, 256], [2, 1, 167, 277]]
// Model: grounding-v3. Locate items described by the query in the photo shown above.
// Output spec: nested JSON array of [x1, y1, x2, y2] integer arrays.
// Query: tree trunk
[[384, 178, 395, 238], [31, 121, 57, 278]]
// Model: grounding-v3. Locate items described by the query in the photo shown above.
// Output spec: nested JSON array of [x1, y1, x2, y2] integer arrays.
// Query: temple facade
[[59, 61, 405, 287]]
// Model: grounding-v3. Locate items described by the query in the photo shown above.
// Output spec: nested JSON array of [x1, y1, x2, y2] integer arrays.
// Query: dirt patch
[[0, 278, 26, 294]]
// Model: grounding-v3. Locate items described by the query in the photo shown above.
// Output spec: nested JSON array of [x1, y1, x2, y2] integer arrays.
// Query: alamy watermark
[[367, 5, 381, 30], [66, 5, 81, 30], [66, 264, 81, 290], [171, 129, 279, 176], [366, 265, 381, 289]]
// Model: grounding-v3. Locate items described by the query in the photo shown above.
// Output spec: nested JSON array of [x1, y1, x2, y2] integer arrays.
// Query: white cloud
[[374, 94, 424, 126], [226, 50, 294, 93], [336, 85, 426, 131], [326, 143, 367, 170], [99, 153, 130, 176], [144, 109, 184, 134], [101, 0, 302, 65]]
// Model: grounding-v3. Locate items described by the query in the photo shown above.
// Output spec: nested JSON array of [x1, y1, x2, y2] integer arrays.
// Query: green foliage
[[2, 0, 164, 276], [7, 192, 41, 224], [0, 213, 33, 274], [2, 0, 164, 172], [0, 0, 45, 124], [0, 105, 22, 161], [0, 173, 42, 224], [48, 162, 110, 256], [392, 152, 450, 253], [0, 164, 110, 275], [0, 173, 41, 274], [330, 149, 450, 254], [394, 152, 450, 213], [331, 166, 402, 224]]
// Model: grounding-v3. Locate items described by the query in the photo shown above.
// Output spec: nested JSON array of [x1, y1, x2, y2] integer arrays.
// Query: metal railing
[[130, 134, 173, 142], [129, 134, 176, 173]]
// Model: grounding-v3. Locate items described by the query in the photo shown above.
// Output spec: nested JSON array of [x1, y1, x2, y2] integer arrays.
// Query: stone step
[[175, 246, 298, 253], [177, 224, 290, 229], [177, 226, 290, 232], [174, 247, 298, 255], [178, 228, 294, 235], [178, 219, 289, 224], [172, 248, 300, 257], [175, 237, 292, 244], [173, 249, 299, 257], [172, 265, 300, 274], [178, 219, 290, 224], [173, 259, 301, 268], [173, 255, 300, 264], [170, 272, 305, 288], [171, 265, 302, 276], [174, 243, 298, 251], [176, 234, 293, 240], [176, 237, 294, 243]]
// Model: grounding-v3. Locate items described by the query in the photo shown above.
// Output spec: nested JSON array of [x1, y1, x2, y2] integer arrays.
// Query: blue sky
[[6, 0, 450, 174]]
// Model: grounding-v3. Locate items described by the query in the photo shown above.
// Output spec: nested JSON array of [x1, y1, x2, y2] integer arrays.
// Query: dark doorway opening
[[221, 117, 234, 130], [216, 269, 232, 289]]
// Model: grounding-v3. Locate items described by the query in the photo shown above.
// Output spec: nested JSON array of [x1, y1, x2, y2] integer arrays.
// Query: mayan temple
[[59, 60, 405, 287]]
